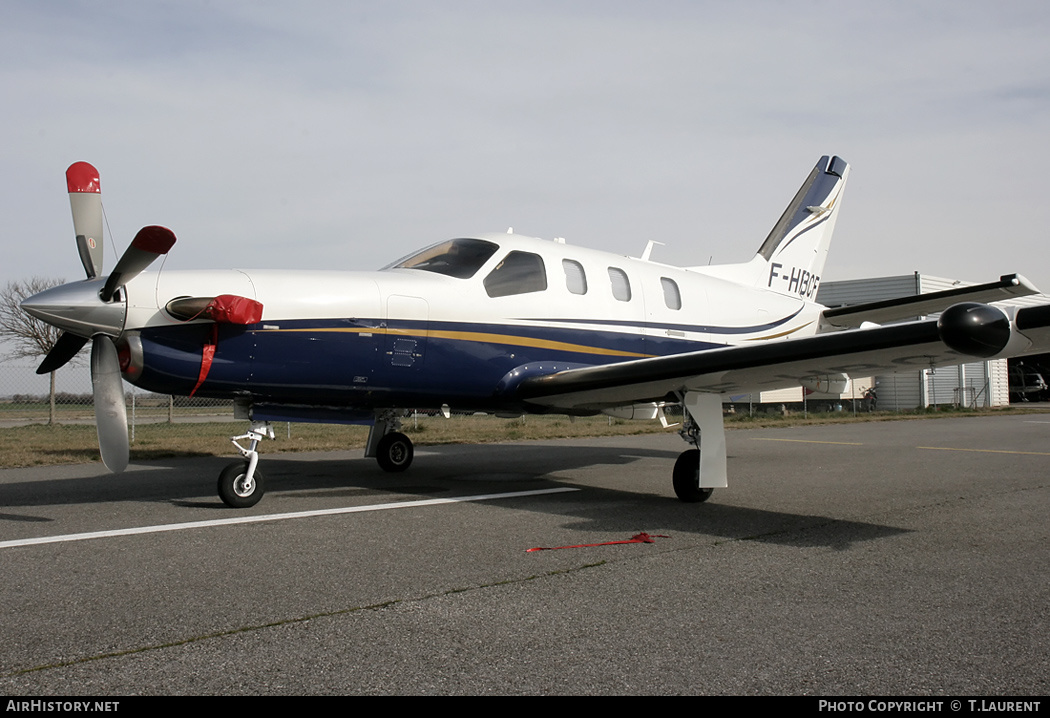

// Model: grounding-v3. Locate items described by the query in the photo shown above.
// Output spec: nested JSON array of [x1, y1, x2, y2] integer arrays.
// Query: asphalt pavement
[[0, 413, 1047, 695]]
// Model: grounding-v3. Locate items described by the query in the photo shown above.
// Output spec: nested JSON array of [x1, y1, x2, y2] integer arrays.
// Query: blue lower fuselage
[[127, 316, 722, 415]]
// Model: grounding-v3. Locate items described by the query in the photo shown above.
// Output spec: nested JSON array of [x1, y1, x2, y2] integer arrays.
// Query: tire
[[672, 449, 714, 503], [218, 461, 265, 508], [376, 432, 414, 472]]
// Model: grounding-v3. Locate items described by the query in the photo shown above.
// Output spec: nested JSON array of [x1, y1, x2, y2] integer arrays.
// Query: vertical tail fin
[[693, 155, 849, 302], [758, 155, 849, 300]]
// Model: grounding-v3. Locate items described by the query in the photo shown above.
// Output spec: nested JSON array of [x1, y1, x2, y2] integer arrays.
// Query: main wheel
[[218, 461, 265, 508], [672, 449, 714, 503], [376, 432, 414, 472]]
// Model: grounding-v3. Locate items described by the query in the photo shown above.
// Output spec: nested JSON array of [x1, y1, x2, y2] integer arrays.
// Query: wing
[[512, 303, 1050, 411], [820, 274, 1039, 329]]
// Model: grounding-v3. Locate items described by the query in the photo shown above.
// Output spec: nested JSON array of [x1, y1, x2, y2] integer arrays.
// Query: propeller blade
[[36, 332, 89, 375], [67, 162, 103, 279], [91, 336, 129, 473], [99, 226, 177, 302]]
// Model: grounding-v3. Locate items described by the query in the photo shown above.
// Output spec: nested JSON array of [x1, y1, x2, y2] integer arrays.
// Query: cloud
[[2, 1, 1050, 290]]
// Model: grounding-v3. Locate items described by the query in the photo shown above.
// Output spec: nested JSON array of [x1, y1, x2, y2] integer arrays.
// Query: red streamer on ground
[[526, 532, 668, 552]]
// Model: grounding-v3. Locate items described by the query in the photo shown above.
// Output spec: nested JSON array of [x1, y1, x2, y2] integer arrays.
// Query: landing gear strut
[[672, 393, 727, 503], [219, 421, 274, 508]]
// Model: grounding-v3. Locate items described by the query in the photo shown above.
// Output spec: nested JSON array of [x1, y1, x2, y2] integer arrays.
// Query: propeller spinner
[[20, 162, 176, 473]]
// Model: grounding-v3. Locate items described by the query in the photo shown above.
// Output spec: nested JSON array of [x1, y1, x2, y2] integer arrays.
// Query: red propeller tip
[[131, 226, 177, 254], [66, 162, 101, 193]]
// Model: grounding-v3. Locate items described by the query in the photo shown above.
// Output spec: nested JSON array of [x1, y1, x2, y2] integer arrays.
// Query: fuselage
[[118, 233, 821, 416]]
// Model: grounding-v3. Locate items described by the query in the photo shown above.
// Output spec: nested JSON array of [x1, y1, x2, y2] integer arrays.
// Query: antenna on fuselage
[[639, 240, 664, 261]]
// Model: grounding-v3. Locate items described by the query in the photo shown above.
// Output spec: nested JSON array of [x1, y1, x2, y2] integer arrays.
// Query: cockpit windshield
[[387, 238, 500, 279]]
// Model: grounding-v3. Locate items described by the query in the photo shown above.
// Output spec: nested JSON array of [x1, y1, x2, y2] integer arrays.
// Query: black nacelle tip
[[937, 302, 1011, 358]]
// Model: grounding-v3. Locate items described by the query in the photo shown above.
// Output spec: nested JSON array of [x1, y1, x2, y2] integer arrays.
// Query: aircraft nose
[[20, 278, 126, 338]]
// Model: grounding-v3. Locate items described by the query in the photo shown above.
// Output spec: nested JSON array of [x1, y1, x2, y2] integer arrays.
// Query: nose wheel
[[218, 461, 265, 508], [219, 421, 274, 508]]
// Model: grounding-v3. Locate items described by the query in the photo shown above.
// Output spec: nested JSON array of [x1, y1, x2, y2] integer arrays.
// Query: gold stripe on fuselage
[[263, 321, 811, 356], [745, 322, 812, 341], [259, 326, 655, 358]]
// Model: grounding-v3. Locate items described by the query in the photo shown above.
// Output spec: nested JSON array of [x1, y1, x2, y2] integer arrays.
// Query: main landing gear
[[672, 393, 727, 503], [375, 431, 414, 472], [367, 410, 414, 473], [672, 449, 714, 503]]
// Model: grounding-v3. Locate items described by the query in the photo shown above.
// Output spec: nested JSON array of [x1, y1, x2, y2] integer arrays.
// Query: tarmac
[[0, 413, 1047, 695]]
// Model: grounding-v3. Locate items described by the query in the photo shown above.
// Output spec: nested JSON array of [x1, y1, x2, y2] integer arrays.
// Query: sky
[[4, 0, 1050, 296]]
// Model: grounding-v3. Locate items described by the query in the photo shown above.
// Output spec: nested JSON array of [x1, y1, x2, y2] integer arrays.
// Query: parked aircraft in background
[[21, 156, 1050, 507]]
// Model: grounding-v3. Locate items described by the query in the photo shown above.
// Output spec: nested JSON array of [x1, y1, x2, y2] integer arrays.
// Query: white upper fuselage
[[123, 232, 822, 354]]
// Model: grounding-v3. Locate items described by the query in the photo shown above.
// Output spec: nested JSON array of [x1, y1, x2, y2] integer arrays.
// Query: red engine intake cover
[[204, 295, 264, 325]]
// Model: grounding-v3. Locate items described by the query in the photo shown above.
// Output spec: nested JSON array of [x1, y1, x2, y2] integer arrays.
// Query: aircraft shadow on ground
[[0, 441, 909, 550]]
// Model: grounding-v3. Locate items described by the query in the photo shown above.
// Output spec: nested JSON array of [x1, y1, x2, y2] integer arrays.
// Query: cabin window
[[608, 267, 632, 302], [661, 277, 682, 310], [390, 238, 499, 279], [562, 259, 587, 295], [484, 251, 548, 298]]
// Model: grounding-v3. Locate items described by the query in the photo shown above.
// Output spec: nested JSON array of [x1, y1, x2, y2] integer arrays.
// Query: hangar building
[[812, 273, 1049, 410]]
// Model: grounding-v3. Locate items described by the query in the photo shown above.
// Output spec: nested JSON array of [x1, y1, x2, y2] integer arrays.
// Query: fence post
[[49, 372, 56, 426]]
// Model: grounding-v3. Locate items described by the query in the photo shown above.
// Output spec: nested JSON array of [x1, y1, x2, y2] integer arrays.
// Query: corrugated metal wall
[[817, 274, 920, 309], [818, 274, 1010, 408]]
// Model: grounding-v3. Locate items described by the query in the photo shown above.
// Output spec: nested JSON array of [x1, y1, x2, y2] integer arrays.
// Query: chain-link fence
[[0, 364, 666, 441], [6, 361, 989, 448], [0, 364, 234, 428]]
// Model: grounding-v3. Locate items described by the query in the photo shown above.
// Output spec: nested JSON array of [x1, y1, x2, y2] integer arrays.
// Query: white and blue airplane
[[21, 156, 1050, 507]]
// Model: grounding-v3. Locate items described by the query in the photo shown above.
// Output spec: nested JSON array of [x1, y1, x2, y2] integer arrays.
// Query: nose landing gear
[[218, 421, 274, 508]]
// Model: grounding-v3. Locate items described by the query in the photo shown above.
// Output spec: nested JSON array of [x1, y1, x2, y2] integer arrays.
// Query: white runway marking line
[[0, 488, 580, 550]]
